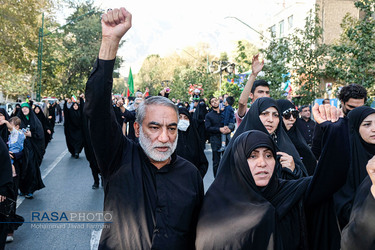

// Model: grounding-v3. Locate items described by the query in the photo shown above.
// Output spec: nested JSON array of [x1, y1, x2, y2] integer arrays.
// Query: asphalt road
[[5, 125, 215, 250]]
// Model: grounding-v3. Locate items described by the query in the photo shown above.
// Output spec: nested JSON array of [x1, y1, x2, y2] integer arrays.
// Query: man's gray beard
[[139, 126, 178, 162]]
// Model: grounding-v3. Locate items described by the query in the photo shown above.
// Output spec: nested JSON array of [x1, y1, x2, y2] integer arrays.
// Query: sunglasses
[[282, 108, 299, 119]]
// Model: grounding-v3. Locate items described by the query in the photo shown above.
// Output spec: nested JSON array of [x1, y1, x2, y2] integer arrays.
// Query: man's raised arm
[[84, 8, 132, 178]]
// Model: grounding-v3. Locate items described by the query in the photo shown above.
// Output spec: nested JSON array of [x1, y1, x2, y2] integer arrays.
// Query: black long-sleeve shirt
[[84, 59, 204, 250], [296, 118, 315, 146], [205, 110, 223, 137]]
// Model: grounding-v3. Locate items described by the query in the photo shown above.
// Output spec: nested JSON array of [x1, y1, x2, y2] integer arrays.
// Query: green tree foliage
[[290, 8, 326, 105], [136, 54, 168, 96], [135, 45, 217, 102], [39, 0, 123, 98], [0, 0, 52, 70], [233, 40, 259, 73], [0, 0, 53, 100], [325, 0, 375, 94], [260, 6, 327, 105], [260, 35, 291, 100]]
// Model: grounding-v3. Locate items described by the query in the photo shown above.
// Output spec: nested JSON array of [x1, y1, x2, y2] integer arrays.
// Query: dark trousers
[[0, 219, 7, 249], [210, 135, 222, 177], [91, 165, 100, 184]]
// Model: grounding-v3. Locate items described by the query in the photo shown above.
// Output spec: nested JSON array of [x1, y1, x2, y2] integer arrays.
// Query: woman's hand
[[277, 152, 295, 172]]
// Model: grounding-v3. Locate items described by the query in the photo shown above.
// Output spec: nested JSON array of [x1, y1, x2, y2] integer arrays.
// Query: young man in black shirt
[[205, 97, 231, 177]]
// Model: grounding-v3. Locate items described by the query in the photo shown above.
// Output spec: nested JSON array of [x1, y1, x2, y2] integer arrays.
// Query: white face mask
[[178, 119, 190, 131]]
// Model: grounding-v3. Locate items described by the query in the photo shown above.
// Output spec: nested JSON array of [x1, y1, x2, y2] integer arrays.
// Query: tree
[[39, 0, 124, 98], [232, 40, 259, 73], [135, 44, 217, 101], [0, 0, 53, 100], [325, 0, 375, 95], [260, 35, 291, 100], [289, 8, 326, 105]]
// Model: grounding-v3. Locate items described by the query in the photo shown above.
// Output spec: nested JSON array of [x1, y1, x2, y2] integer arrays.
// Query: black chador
[[341, 176, 375, 250], [0, 138, 13, 248], [218, 97, 308, 179], [17, 103, 45, 196], [176, 107, 208, 178], [63, 101, 83, 158], [192, 100, 208, 149], [79, 97, 100, 188], [277, 99, 317, 176], [197, 120, 350, 250], [335, 106, 375, 228], [34, 105, 51, 149]]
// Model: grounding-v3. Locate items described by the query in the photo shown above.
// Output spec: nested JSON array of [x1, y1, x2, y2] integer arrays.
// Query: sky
[[63, 0, 298, 77]]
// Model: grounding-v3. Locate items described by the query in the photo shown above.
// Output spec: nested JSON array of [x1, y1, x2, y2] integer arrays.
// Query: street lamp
[[209, 61, 236, 90], [36, 10, 98, 101]]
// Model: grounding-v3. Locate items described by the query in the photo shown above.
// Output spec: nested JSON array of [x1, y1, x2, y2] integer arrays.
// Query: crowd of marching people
[[1, 6, 375, 250]]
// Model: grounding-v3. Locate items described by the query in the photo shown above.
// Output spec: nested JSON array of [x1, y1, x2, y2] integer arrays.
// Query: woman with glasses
[[217, 97, 308, 179], [277, 100, 317, 176]]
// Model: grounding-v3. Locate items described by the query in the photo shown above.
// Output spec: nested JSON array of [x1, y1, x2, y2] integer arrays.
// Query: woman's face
[[282, 109, 298, 131], [0, 113, 5, 122], [359, 113, 375, 144], [73, 103, 79, 110], [247, 147, 275, 187], [259, 107, 279, 134], [179, 114, 189, 121], [34, 107, 40, 114], [22, 107, 30, 116]]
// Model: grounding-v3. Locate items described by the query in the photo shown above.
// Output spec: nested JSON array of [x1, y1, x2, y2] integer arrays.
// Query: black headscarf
[[217, 97, 308, 178], [0, 108, 10, 145], [17, 104, 45, 159], [348, 106, 375, 186], [17, 103, 45, 194], [192, 100, 208, 149], [196, 130, 311, 249], [335, 106, 375, 228], [277, 99, 317, 176], [10, 104, 21, 118], [34, 105, 51, 148], [176, 108, 208, 178]]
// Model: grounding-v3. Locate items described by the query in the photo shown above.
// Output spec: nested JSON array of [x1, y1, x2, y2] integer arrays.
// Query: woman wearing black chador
[[63, 99, 83, 158]]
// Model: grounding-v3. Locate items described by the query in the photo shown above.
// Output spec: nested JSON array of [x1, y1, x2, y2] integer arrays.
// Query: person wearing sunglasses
[[277, 100, 317, 176]]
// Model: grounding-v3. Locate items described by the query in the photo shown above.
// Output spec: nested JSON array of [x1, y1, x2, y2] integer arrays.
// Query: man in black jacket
[[205, 97, 231, 177], [83, 8, 203, 249]]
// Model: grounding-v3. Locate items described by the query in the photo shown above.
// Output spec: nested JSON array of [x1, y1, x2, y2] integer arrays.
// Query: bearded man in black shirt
[[84, 8, 203, 249]]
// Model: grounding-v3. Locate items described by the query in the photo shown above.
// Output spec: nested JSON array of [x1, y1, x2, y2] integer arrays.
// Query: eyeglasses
[[282, 108, 299, 119]]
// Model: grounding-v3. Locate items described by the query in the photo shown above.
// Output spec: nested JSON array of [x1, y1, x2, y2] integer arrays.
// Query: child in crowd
[[218, 96, 235, 152], [0, 117, 26, 177]]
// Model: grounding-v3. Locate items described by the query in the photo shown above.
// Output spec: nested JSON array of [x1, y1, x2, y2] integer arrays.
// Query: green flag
[[127, 67, 134, 97]]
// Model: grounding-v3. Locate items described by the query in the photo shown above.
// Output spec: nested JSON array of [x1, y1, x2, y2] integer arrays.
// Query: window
[[288, 15, 293, 30], [270, 25, 276, 37], [279, 20, 284, 37]]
